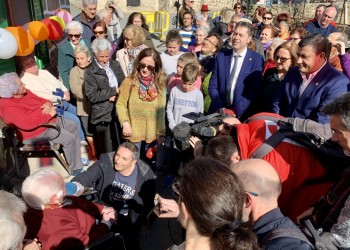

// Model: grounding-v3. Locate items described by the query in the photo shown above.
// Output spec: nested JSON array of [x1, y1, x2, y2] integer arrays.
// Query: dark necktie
[[226, 55, 240, 107]]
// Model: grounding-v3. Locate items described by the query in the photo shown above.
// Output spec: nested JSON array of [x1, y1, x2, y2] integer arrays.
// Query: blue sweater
[[305, 21, 338, 36]]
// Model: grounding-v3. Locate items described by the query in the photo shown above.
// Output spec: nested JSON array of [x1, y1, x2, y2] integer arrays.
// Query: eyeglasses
[[274, 55, 291, 63], [204, 38, 217, 47], [94, 31, 105, 35], [172, 182, 181, 202], [263, 17, 273, 20], [189, 0, 194, 3], [68, 34, 81, 39], [246, 191, 259, 197], [289, 37, 301, 41], [139, 62, 155, 71]]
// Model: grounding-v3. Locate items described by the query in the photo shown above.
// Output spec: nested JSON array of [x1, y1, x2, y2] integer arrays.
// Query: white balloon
[[0, 28, 18, 59]]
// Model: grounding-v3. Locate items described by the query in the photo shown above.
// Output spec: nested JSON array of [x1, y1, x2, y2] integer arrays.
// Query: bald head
[[232, 159, 281, 201], [319, 6, 337, 28]]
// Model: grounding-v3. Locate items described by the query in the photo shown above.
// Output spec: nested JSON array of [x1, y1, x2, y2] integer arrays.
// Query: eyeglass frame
[[274, 55, 291, 63], [138, 62, 155, 71], [68, 33, 81, 39]]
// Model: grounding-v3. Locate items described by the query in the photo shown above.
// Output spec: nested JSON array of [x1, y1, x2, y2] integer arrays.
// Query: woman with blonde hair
[[115, 24, 147, 77]]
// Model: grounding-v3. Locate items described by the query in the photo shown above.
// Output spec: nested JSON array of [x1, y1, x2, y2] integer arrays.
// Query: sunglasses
[[172, 182, 181, 202], [139, 62, 155, 71], [68, 34, 81, 39], [263, 17, 273, 20], [94, 31, 105, 35], [274, 55, 291, 63]]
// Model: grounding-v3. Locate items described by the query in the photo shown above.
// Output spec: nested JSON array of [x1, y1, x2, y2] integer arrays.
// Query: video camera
[[173, 110, 228, 151]]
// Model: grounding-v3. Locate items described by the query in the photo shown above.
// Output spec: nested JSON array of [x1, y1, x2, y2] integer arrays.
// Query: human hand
[[219, 117, 241, 135], [23, 238, 42, 250], [189, 136, 203, 158], [109, 96, 116, 102], [64, 91, 70, 101], [158, 196, 179, 218], [296, 207, 314, 225], [102, 206, 116, 222], [330, 40, 345, 55], [41, 102, 53, 114], [122, 122, 132, 137], [52, 88, 64, 98]]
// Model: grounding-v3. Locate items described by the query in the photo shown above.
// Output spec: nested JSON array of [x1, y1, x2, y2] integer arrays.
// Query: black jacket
[[71, 152, 157, 225], [84, 60, 125, 124], [253, 208, 312, 250]]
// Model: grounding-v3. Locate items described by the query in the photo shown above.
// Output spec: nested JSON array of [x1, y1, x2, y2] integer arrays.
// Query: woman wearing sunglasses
[[117, 48, 166, 159], [92, 21, 118, 58], [170, 158, 259, 250], [84, 38, 125, 158], [58, 21, 91, 91], [259, 41, 298, 112]]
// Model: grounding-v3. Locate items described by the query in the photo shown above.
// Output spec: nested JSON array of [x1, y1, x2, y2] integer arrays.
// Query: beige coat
[[70, 66, 91, 116], [115, 44, 147, 77]]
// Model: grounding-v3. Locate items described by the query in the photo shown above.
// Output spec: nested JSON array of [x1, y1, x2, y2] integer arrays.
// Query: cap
[[201, 4, 209, 12]]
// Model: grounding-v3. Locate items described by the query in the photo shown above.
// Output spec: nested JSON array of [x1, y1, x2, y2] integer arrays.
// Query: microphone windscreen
[[173, 122, 191, 138]]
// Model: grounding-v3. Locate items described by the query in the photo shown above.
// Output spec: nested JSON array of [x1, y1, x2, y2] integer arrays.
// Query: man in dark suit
[[209, 21, 264, 120], [272, 33, 350, 124]]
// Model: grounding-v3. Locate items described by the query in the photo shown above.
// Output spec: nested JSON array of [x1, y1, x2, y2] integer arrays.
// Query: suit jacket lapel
[[298, 63, 329, 101]]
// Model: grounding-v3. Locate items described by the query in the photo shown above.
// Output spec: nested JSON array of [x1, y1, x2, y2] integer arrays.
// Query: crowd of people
[[2, 0, 350, 249]]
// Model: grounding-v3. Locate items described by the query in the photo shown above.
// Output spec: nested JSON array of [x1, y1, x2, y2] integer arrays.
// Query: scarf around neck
[[138, 73, 158, 101], [95, 59, 119, 88]]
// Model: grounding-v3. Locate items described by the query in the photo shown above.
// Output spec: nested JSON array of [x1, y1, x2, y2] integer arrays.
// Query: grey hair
[[237, 17, 252, 25], [0, 190, 26, 216], [270, 37, 286, 49], [334, 32, 348, 44], [0, 72, 20, 98], [83, 0, 97, 6], [98, 9, 110, 19], [117, 142, 140, 160], [195, 13, 205, 21], [278, 21, 289, 29], [323, 92, 350, 130], [0, 214, 26, 250], [73, 44, 91, 58], [21, 169, 64, 210], [65, 20, 84, 34], [91, 38, 111, 54], [196, 26, 209, 36]]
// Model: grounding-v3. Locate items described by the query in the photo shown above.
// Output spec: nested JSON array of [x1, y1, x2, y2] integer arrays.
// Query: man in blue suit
[[272, 33, 350, 124], [209, 21, 264, 120]]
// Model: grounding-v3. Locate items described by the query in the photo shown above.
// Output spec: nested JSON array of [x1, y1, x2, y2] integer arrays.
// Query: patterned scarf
[[95, 59, 119, 88], [127, 45, 145, 75], [138, 73, 158, 101]]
